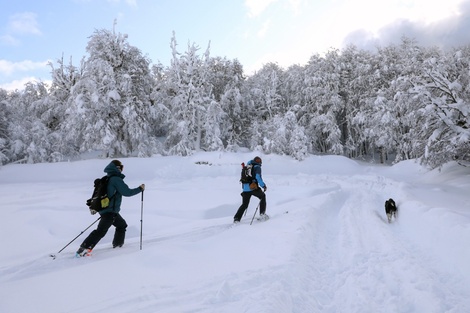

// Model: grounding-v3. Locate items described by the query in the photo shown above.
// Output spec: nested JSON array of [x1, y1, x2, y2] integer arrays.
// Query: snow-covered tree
[[3, 31, 470, 166], [300, 51, 343, 154], [242, 62, 285, 150], [38, 55, 84, 159], [64, 27, 158, 157], [418, 46, 470, 168], [203, 100, 225, 151], [335, 45, 378, 158], [0, 89, 10, 164], [149, 61, 171, 140], [366, 39, 434, 163], [220, 82, 244, 150], [164, 33, 215, 155], [365, 44, 407, 162], [214, 59, 246, 150], [7, 82, 54, 163], [246, 62, 284, 118], [264, 111, 308, 160], [281, 64, 305, 113], [202, 56, 246, 150]]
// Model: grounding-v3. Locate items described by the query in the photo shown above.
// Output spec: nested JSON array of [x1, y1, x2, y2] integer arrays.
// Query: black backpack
[[86, 176, 112, 214], [240, 163, 254, 184]]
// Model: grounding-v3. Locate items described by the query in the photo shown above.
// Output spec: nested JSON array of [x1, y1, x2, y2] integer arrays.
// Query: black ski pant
[[80, 212, 127, 249], [234, 189, 266, 221]]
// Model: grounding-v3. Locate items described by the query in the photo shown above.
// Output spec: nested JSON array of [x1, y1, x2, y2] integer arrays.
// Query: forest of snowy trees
[[1, 28, 469, 169]]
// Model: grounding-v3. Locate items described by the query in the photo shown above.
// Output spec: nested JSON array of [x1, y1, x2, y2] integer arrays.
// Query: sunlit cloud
[[105, 0, 137, 7], [0, 34, 20, 46], [257, 20, 271, 38], [0, 59, 50, 76], [125, 0, 137, 7], [342, 0, 470, 50], [287, 0, 303, 15], [0, 77, 51, 91], [245, 0, 277, 17], [399, 0, 464, 24], [8, 12, 41, 35]]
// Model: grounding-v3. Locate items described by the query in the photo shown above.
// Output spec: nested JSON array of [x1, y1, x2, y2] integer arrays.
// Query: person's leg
[[112, 213, 128, 248], [252, 189, 267, 215], [79, 213, 114, 250], [233, 192, 252, 222]]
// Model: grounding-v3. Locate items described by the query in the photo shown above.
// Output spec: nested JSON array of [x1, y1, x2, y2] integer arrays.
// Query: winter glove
[[263, 185, 267, 192], [140, 184, 145, 191], [90, 209, 97, 215]]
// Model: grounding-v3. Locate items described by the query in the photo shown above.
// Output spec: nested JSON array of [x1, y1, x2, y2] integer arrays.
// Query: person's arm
[[114, 178, 142, 197], [255, 167, 266, 189]]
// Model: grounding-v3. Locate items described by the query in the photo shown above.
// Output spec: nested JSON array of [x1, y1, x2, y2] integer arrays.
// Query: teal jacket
[[99, 161, 142, 214]]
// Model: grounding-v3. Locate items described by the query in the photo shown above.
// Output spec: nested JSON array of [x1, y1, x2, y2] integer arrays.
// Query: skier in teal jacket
[[76, 160, 145, 257]]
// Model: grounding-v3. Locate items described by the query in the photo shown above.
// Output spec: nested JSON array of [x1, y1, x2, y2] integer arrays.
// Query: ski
[[50, 248, 92, 260], [256, 215, 270, 222], [232, 210, 289, 226], [75, 248, 92, 258]]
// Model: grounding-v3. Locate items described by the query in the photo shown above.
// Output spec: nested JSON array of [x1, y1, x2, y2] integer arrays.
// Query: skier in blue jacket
[[233, 156, 268, 223], [76, 160, 145, 257]]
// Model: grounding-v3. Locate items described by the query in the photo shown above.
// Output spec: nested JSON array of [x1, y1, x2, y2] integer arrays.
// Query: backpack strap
[[106, 175, 119, 210]]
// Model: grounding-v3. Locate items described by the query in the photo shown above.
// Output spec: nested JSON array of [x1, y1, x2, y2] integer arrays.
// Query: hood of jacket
[[104, 161, 126, 178], [248, 159, 261, 167]]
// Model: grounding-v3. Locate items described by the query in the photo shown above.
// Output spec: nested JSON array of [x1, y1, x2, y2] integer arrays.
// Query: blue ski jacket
[[241, 159, 266, 192], [99, 161, 142, 214]]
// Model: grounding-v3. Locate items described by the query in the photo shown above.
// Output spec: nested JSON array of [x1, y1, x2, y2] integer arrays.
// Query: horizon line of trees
[[0, 28, 469, 169]]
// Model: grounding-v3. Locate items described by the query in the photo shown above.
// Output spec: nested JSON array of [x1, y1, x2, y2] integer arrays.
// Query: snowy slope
[[0, 152, 469, 313]]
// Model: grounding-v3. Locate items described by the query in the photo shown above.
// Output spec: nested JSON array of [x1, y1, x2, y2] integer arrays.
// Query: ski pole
[[250, 201, 261, 225], [140, 190, 144, 251], [50, 216, 101, 259]]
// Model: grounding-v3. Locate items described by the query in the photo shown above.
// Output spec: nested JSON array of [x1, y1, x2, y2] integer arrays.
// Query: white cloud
[[105, 0, 137, 7], [8, 12, 42, 35], [257, 20, 271, 38], [0, 34, 20, 46], [280, 0, 470, 58], [245, 0, 278, 17], [125, 0, 137, 8], [0, 77, 51, 91], [398, 0, 464, 24], [0, 59, 50, 76], [245, 0, 304, 18], [318, 0, 466, 43], [341, 0, 470, 50], [287, 0, 303, 15]]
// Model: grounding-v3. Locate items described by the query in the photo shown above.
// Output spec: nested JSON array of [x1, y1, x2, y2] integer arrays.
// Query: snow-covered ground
[[0, 152, 469, 313]]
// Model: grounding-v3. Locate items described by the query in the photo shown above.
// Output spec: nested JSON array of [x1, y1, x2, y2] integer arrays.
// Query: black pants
[[80, 212, 127, 249], [234, 189, 266, 221]]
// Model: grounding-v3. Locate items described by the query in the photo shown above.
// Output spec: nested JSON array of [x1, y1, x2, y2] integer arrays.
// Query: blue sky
[[1, 0, 470, 90]]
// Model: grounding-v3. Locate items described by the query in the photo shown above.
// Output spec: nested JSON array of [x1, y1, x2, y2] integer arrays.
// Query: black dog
[[385, 198, 397, 223]]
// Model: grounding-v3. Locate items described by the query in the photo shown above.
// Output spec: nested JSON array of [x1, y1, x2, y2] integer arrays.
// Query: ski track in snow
[[0, 222, 232, 283], [1, 154, 469, 313], [291, 175, 468, 313]]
